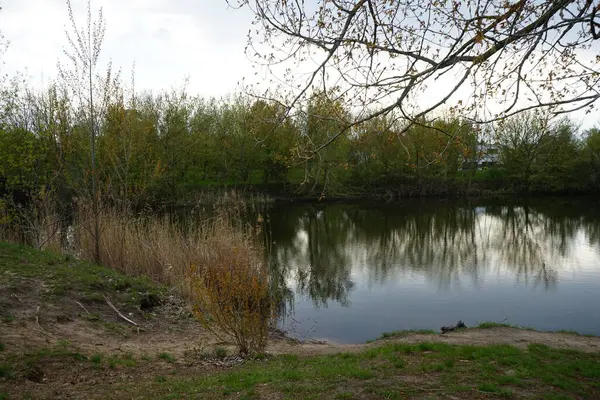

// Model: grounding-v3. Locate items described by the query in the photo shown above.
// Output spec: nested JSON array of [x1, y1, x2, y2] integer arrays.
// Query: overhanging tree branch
[[231, 0, 600, 155]]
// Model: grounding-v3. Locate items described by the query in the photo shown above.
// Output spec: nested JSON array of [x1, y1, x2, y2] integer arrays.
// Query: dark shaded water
[[264, 197, 600, 344]]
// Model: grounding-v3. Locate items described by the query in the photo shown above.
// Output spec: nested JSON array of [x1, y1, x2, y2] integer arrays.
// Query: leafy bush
[[186, 213, 276, 355]]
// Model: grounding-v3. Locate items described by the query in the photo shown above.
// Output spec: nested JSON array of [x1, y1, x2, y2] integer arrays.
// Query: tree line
[[1, 79, 600, 209]]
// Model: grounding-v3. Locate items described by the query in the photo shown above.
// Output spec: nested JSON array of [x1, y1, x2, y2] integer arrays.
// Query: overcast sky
[[1, 1, 598, 129], [1, 0, 257, 97]]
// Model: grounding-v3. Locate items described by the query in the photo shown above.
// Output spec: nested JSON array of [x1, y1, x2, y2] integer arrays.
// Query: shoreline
[[2, 243, 599, 399]]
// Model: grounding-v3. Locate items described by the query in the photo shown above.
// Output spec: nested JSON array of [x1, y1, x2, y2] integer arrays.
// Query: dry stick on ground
[[11, 293, 23, 302], [73, 299, 91, 315], [34, 305, 53, 338], [104, 295, 139, 326]]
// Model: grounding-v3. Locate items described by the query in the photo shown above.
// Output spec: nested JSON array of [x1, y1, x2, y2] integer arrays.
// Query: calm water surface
[[264, 197, 600, 343]]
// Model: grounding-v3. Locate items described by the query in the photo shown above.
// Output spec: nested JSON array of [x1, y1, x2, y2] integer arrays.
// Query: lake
[[264, 197, 600, 344]]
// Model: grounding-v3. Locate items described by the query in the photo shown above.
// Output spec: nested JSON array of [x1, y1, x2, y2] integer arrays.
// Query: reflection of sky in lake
[[268, 199, 600, 344]]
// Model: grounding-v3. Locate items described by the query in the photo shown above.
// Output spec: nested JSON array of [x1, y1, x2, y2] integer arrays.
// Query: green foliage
[[215, 347, 228, 359], [376, 329, 436, 340], [477, 322, 514, 329], [157, 352, 175, 363], [133, 342, 599, 399], [497, 112, 584, 192], [0, 364, 13, 379], [0, 72, 598, 207], [108, 353, 136, 368], [90, 354, 102, 364]]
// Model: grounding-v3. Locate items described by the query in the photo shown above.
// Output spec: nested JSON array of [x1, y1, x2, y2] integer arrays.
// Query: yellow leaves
[[184, 233, 275, 355], [154, 159, 162, 177], [474, 31, 484, 45]]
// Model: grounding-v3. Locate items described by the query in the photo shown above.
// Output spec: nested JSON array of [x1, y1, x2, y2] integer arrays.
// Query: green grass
[[2, 243, 599, 399], [476, 321, 514, 329], [90, 354, 102, 364], [0, 364, 13, 379], [214, 347, 228, 359], [556, 329, 598, 337], [117, 341, 599, 399], [0, 242, 166, 309], [158, 352, 175, 363], [476, 321, 537, 330], [477, 322, 598, 337], [373, 329, 437, 342], [108, 353, 136, 369]]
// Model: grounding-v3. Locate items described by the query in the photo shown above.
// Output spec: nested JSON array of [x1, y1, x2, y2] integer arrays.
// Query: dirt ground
[[3, 244, 600, 399], [2, 303, 599, 359], [2, 276, 600, 400]]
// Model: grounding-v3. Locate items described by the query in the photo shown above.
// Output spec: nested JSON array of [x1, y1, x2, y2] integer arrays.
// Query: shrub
[[186, 213, 276, 356]]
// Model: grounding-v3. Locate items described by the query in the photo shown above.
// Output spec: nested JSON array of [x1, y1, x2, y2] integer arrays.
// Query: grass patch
[[82, 312, 101, 322], [476, 322, 598, 337], [90, 354, 102, 364], [556, 329, 598, 337], [0, 339, 598, 399], [158, 352, 175, 363], [0, 242, 167, 309], [124, 342, 600, 399], [374, 329, 437, 341], [478, 383, 513, 397], [108, 353, 136, 369], [215, 347, 228, 359], [476, 321, 537, 330], [476, 321, 515, 329], [0, 365, 13, 379]]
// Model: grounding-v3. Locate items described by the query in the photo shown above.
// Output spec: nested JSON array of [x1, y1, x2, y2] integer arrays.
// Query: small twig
[[11, 293, 23, 302], [104, 295, 139, 326], [35, 305, 52, 337], [73, 299, 91, 315]]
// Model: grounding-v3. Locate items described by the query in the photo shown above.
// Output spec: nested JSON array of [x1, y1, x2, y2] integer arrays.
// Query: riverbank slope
[[1, 243, 599, 399]]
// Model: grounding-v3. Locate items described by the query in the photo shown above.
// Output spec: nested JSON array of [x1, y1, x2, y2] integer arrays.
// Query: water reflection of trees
[[268, 205, 354, 308], [268, 198, 600, 307]]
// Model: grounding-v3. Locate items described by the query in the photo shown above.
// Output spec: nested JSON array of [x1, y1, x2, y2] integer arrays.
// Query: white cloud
[[1, 1, 598, 129], [1, 0, 256, 97]]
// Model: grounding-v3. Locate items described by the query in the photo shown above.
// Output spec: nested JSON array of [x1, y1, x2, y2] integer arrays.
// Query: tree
[[299, 91, 352, 195], [58, 0, 118, 263], [247, 100, 295, 184], [497, 112, 579, 191], [233, 0, 600, 151], [582, 126, 600, 187]]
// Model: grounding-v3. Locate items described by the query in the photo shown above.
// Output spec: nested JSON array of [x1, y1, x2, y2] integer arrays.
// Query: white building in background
[[462, 142, 500, 170], [476, 143, 500, 168]]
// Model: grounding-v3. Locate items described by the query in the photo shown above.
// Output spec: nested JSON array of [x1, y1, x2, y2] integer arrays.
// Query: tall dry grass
[[74, 203, 276, 354], [2, 194, 277, 354], [0, 190, 64, 252], [72, 204, 259, 289]]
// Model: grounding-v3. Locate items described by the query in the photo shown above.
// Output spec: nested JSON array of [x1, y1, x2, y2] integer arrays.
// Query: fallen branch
[[73, 299, 90, 315], [35, 305, 52, 337], [11, 293, 23, 302], [104, 295, 139, 326]]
